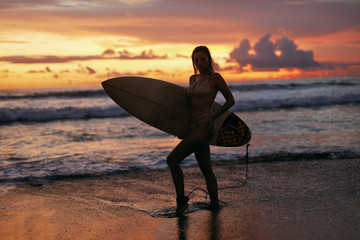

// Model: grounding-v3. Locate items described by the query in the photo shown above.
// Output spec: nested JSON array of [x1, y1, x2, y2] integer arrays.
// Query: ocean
[[1, 76, 359, 190]]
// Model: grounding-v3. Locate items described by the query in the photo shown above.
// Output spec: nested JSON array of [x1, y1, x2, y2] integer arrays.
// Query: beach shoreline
[[1, 158, 359, 240]]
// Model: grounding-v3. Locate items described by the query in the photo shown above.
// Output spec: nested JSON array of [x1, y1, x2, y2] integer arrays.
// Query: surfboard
[[102, 76, 251, 147]]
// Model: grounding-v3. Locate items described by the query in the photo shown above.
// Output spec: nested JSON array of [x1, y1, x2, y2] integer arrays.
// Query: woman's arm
[[213, 73, 235, 120]]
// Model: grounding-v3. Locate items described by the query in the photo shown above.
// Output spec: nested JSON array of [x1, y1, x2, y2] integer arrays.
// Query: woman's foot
[[175, 196, 189, 217]]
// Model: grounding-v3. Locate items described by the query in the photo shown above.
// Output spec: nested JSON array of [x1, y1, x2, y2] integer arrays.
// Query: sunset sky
[[1, 0, 359, 89]]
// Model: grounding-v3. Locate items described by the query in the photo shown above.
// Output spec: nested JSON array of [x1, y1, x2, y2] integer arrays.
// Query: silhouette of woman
[[166, 46, 235, 216]]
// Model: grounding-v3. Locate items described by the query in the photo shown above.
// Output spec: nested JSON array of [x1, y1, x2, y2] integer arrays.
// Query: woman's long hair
[[191, 46, 214, 75]]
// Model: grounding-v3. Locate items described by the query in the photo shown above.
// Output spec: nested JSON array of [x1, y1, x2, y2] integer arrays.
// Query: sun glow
[[1, 0, 359, 89]]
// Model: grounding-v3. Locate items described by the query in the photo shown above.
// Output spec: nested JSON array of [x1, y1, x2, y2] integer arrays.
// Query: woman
[[166, 46, 235, 216]]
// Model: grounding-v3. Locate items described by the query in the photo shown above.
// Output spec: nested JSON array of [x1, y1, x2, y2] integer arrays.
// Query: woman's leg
[[167, 123, 215, 215], [167, 133, 206, 216], [166, 126, 210, 198], [166, 139, 195, 198], [194, 143, 219, 206]]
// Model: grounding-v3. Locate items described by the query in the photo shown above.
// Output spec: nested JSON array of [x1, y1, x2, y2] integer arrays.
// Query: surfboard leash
[[186, 143, 250, 205]]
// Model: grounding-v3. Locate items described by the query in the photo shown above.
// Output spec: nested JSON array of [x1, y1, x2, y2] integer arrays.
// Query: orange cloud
[[0, 49, 168, 64]]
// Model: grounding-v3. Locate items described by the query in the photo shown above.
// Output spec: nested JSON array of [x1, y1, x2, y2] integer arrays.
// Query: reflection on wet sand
[[177, 215, 188, 240], [177, 209, 221, 240]]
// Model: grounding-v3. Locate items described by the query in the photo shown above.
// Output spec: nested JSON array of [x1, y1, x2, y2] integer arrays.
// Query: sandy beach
[[1, 78, 359, 240], [0, 158, 359, 240]]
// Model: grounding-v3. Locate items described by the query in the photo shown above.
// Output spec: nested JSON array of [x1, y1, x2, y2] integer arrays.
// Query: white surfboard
[[102, 76, 251, 147]]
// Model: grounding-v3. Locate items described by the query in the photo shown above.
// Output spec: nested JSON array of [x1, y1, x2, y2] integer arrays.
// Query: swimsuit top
[[187, 74, 217, 99]]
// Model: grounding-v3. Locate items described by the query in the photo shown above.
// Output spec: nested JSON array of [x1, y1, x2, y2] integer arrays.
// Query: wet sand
[[1, 158, 359, 240]]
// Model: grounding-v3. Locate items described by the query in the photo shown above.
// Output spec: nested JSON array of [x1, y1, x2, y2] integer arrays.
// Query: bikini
[[187, 73, 218, 129]]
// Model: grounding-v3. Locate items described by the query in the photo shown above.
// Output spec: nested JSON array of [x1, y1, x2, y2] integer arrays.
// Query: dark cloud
[[104, 68, 152, 79], [28, 69, 46, 74], [229, 33, 320, 71], [0, 40, 29, 44], [0, 69, 11, 79], [2, 0, 359, 43], [27, 66, 53, 74], [103, 68, 167, 79], [117, 49, 167, 60], [26, 65, 97, 77], [275, 35, 319, 69], [101, 49, 116, 57], [100, 49, 168, 60], [318, 61, 360, 70], [0, 49, 168, 64], [0, 0, 86, 9], [76, 65, 96, 75], [176, 53, 188, 58], [86, 66, 96, 74], [0, 55, 101, 64]]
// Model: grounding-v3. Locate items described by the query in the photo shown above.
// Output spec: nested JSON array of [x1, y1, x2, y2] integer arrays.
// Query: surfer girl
[[166, 46, 235, 216]]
